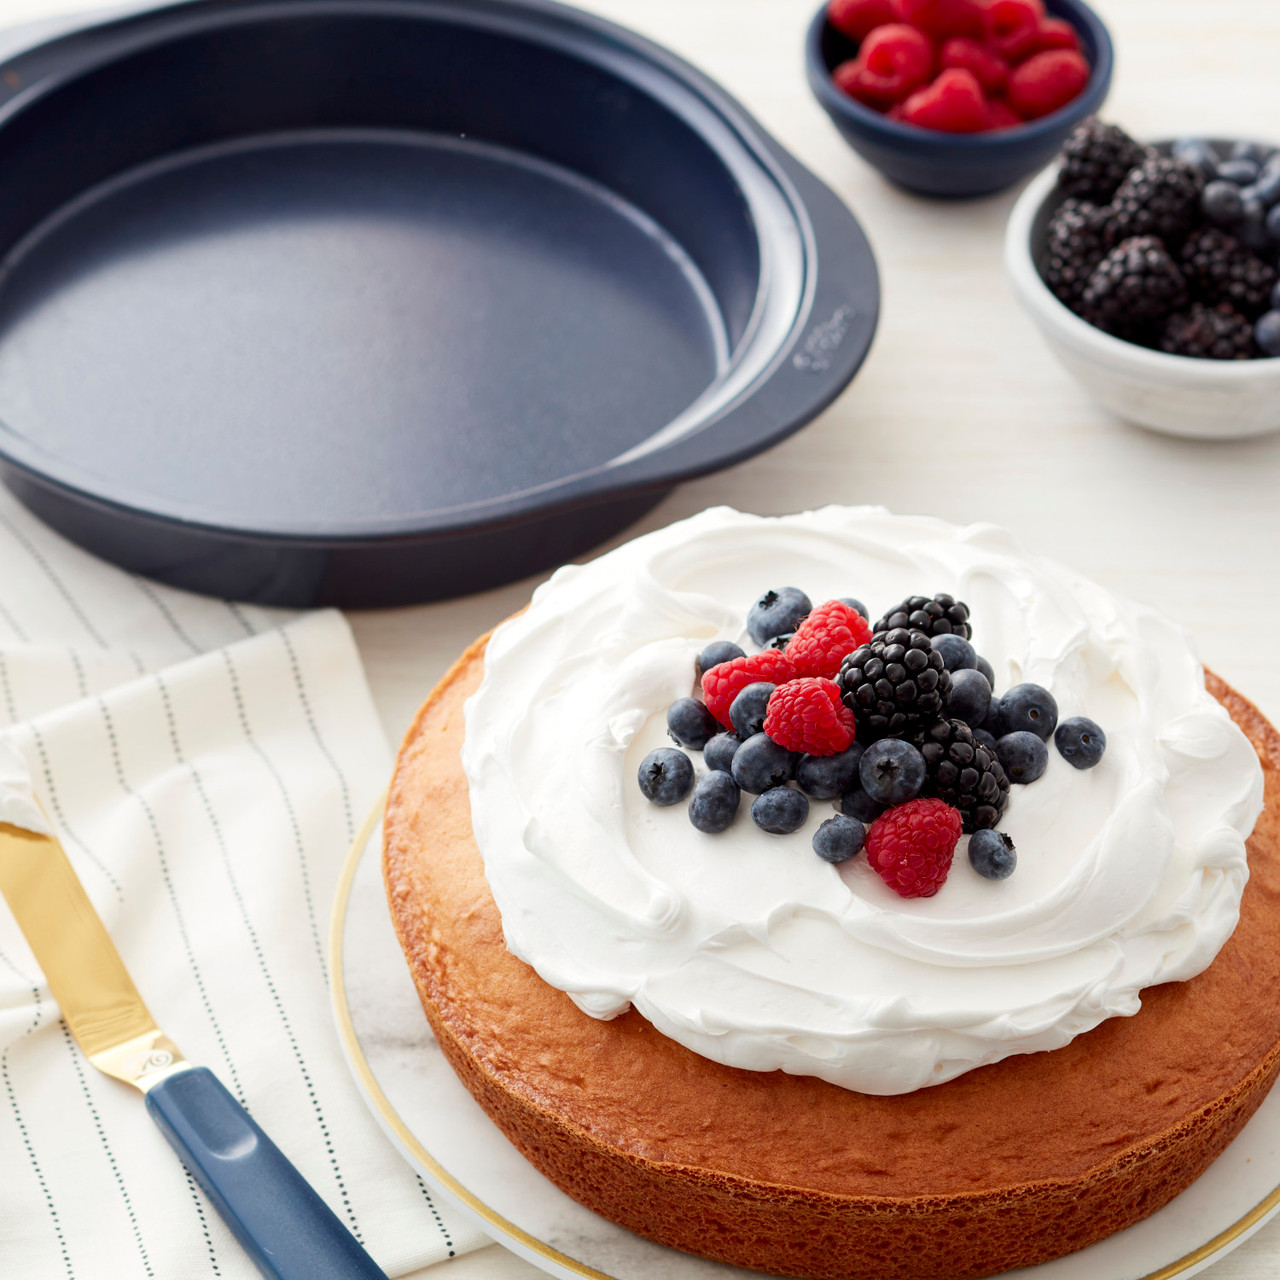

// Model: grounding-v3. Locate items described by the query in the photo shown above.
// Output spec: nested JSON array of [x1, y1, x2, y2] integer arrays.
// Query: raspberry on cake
[[763, 677, 856, 756], [785, 598, 873, 678], [700, 648, 795, 727], [865, 796, 963, 897]]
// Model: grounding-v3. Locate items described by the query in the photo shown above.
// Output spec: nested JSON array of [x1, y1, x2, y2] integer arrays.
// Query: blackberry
[[1058, 119, 1150, 203], [1105, 157, 1204, 249], [836, 627, 951, 740], [873, 593, 971, 641], [1179, 227, 1277, 319], [1042, 198, 1109, 312], [1081, 237, 1188, 341], [1161, 302, 1256, 359], [913, 718, 1010, 833]]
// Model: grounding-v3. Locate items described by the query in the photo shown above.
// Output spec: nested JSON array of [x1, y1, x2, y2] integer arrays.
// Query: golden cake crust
[[383, 634, 1280, 1280]]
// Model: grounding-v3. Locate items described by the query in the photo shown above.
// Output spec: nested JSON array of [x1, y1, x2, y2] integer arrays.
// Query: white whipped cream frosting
[[0, 738, 51, 835], [461, 507, 1264, 1095]]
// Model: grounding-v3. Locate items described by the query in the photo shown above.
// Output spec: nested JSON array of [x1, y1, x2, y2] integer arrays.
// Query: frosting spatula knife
[[0, 818, 387, 1280]]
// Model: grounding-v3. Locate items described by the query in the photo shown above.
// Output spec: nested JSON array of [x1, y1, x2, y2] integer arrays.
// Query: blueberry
[[813, 815, 865, 864], [838, 597, 869, 619], [946, 669, 992, 727], [1273, 280, 1280, 312], [932, 633, 977, 672], [796, 742, 865, 800], [997, 731, 1048, 783], [703, 732, 741, 774], [982, 694, 1004, 736], [1256, 311, 1280, 358], [729, 682, 777, 739], [688, 771, 741, 833], [666, 698, 719, 750], [637, 748, 695, 805], [1230, 140, 1269, 166], [840, 784, 885, 824], [1054, 716, 1106, 768], [1172, 138, 1218, 180], [732, 733, 798, 794], [1201, 180, 1244, 226], [969, 829, 1017, 880], [747, 588, 812, 647], [1240, 199, 1271, 254], [1267, 202, 1280, 246], [1255, 160, 1280, 208], [1218, 157, 1260, 186], [973, 728, 998, 753], [1000, 683, 1058, 739], [859, 739, 926, 806], [975, 654, 995, 687], [698, 639, 745, 675], [752, 786, 809, 835]]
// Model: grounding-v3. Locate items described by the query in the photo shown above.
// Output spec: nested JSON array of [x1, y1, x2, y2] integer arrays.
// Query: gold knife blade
[[0, 821, 189, 1092]]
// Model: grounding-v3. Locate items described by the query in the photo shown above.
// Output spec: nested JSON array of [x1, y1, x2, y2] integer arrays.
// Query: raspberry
[[763, 679, 857, 757], [984, 97, 1022, 130], [839, 24, 934, 107], [1034, 16, 1081, 52], [895, 0, 984, 40], [1007, 49, 1089, 120], [785, 600, 874, 679], [866, 798, 962, 898], [901, 68, 987, 133], [939, 37, 1009, 94], [983, 0, 1044, 63], [827, 0, 898, 41], [701, 650, 797, 729]]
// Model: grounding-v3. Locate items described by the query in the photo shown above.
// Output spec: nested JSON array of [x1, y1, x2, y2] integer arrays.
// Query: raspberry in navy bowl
[[806, 0, 1112, 196]]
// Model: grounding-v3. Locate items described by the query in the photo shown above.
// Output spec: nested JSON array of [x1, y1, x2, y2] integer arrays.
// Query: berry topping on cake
[[702, 649, 797, 728], [946, 667, 993, 727], [866, 798, 963, 898], [764, 678, 858, 756], [997, 730, 1049, 783], [667, 697, 720, 749], [729, 682, 779, 739], [931, 632, 979, 672], [840, 783, 885, 824], [859, 739, 927, 806], [975, 653, 996, 687], [914, 718, 1011, 832], [969, 828, 1018, 879], [751, 787, 810, 835], [1161, 302, 1256, 359], [874, 592, 972, 640], [838, 596, 869, 618], [796, 742, 865, 800], [813, 815, 866, 864], [837, 627, 952, 739], [638, 748, 695, 806], [703, 732, 740, 774], [1105, 157, 1205, 249], [1054, 716, 1107, 768], [747, 587, 812, 646], [697, 639, 745, 675], [732, 733, 799, 795], [1000, 682, 1059, 738], [785, 599, 874, 678], [1058, 119, 1151, 203], [1081, 237, 1188, 340], [688, 772, 741, 834]]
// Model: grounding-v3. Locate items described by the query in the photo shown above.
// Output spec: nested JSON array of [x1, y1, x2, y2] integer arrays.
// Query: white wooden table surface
[[9, 0, 1280, 1276]]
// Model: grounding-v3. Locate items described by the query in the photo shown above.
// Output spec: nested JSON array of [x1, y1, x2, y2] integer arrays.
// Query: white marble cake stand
[[331, 802, 1280, 1280]]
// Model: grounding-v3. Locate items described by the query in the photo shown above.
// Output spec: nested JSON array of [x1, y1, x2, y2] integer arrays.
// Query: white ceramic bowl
[[1005, 161, 1280, 440]]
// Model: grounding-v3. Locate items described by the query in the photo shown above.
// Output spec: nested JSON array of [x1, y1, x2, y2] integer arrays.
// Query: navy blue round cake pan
[[0, 0, 878, 608]]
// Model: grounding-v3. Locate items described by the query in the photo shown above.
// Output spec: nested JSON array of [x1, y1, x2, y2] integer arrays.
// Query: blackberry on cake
[[1042, 198, 1109, 311], [873, 592, 971, 639], [1058, 118, 1150, 203], [837, 627, 952, 739], [1179, 227, 1277, 318], [688, 771, 740, 834], [1161, 302, 1256, 359], [969, 828, 1018, 880], [1081, 236, 1188, 339], [914, 717, 1011, 831], [1104, 156, 1204, 248]]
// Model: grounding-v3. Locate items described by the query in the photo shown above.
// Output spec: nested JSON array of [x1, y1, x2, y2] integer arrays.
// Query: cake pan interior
[[0, 0, 878, 605]]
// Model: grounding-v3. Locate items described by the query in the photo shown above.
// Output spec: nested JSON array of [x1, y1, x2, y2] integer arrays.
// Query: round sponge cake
[[384, 633, 1280, 1280]]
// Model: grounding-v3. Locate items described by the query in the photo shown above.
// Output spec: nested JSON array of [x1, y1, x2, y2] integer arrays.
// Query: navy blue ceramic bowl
[[805, 0, 1113, 197]]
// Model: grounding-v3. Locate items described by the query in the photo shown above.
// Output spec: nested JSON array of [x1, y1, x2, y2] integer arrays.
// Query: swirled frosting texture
[[461, 508, 1263, 1094]]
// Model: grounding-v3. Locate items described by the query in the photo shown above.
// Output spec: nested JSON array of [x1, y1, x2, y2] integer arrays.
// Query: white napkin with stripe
[[0, 489, 486, 1276]]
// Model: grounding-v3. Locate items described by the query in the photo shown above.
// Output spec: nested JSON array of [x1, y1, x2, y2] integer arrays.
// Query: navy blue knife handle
[[145, 1067, 387, 1280]]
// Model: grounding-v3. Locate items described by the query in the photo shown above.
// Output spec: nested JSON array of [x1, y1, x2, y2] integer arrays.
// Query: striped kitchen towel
[[0, 488, 485, 1277]]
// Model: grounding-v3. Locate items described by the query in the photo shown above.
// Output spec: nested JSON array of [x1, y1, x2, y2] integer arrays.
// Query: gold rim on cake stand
[[329, 797, 1280, 1280]]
